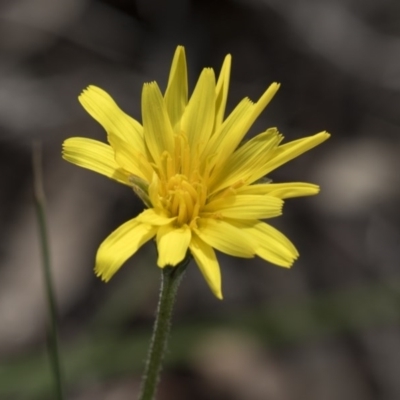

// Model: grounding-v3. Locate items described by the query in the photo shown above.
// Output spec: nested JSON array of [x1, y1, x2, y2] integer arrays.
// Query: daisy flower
[[63, 46, 329, 299]]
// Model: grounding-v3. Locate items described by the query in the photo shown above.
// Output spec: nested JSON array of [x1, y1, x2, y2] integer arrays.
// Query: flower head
[[63, 46, 329, 299]]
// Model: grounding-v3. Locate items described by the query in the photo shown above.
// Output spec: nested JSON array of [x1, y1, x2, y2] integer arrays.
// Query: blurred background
[[1, 0, 400, 399]]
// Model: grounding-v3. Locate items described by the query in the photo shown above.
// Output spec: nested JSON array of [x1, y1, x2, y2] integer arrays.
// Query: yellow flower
[[62, 46, 329, 299]]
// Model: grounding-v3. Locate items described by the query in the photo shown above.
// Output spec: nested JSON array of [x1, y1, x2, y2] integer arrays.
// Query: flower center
[[161, 174, 206, 227]]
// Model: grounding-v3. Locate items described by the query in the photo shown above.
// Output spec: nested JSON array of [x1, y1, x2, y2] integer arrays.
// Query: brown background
[[1, 0, 400, 399]]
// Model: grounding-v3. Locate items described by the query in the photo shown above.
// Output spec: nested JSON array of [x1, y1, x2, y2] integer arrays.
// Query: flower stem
[[32, 142, 65, 400], [138, 257, 190, 400]]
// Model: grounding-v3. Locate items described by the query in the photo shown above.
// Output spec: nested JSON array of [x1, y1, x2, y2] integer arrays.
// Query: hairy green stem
[[138, 258, 189, 400], [32, 142, 65, 400]]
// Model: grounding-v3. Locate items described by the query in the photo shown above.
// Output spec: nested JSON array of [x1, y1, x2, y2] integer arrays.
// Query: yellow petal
[[236, 182, 320, 198], [142, 82, 175, 164], [78, 86, 146, 155], [95, 219, 157, 281], [248, 83, 280, 127], [62, 137, 130, 185], [164, 46, 188, 132], [157, 224, 191, 267], [209, 128, 281, 194], [136, 208, 176, 226], [200, 97, 254, 170], [214, 54, 231, 131], [203, 194, 283, 220], [227, 219, 298, 267], [181, 68, 216, 153], [194, 218, 254, 257], [109, 133, 154, 181], [148, 172, 163, 209], [189, 233, 222, 299], [264, 131, 330, 174], [255, 222, 299, 265], [207, 83, 280, 169]]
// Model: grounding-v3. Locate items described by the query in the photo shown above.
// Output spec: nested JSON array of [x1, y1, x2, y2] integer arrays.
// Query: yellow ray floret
[[62, 45, 330, 299]]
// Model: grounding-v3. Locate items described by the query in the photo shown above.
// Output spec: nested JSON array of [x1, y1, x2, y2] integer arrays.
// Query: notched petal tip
[[320, 131, 331, 140], [174, 45, 186, 55], [78, 85, 107, 102], [261, 82, 280, 102], [310, 131, 331, 145], [94, 268, 111, 282], [278, 254, 298, 269], [203, 67, 216, 78], [311, 185, 321, 195], [142, 81, 163, 99], [143, 81, 158, 89]]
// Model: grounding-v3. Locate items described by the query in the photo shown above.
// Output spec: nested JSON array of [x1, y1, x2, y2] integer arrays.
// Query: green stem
[[138, 258, 190, 400], [32, 142, 65, 400]]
